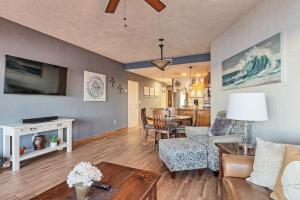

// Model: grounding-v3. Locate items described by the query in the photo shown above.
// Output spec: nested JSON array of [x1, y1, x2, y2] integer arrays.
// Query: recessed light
[[182, 73, 187, 76], [196, 74, 200, 77]]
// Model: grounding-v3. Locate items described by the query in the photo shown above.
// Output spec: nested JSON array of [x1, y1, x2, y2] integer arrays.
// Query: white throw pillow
[[246, 138, 285, 190], [281, 161, 300, 200]]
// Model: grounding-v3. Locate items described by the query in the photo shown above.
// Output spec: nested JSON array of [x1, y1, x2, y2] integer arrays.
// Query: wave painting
[[222, 33, 281, 90]]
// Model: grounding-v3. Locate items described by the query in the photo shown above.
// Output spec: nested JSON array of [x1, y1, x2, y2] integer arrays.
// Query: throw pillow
[[270, 146, 300, 200], [209, 118, 233, 136], [246, 138, 285, 190]]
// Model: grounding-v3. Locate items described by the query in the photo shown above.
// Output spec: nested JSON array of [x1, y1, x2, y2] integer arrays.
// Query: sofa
[[159, 111, 249, 177], [222, 154, 271, 200]]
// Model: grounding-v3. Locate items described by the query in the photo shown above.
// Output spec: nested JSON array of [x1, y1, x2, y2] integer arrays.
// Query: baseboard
[[73, 127, 128, 149]]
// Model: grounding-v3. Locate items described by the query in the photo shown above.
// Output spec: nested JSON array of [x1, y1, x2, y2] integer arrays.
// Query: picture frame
[[84, 71, 106, 101], [144, 87, 150, 96], [222, 33, 281, 90], [149, 88, 155, 96]]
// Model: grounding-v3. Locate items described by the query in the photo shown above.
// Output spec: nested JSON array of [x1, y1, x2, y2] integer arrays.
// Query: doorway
[[128, 80, 139, 127], [167, 89, 172, 107]]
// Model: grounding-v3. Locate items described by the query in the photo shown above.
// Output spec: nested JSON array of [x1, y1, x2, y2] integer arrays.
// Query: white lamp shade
[[227, 93, 268, 121]]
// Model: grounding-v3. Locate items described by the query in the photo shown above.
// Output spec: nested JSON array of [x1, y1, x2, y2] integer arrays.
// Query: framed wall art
[[222, 33, 281, 90], [149, 88, 155, 97], [84, 71, 106, 101], [144, 87, 150, 96]]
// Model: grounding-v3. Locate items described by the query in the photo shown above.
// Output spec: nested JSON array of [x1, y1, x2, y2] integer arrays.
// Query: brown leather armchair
[[222, 154, 272, 200]]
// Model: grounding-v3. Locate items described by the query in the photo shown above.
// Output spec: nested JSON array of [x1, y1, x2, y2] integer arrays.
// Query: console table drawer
[[55, 122, 70, 129], [15, 122, 71, 134], [18, 126, 40, 134]]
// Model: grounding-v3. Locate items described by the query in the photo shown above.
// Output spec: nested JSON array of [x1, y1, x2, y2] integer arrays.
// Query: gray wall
[[0, 18, 163, 155], [211, 0, 300, 144]]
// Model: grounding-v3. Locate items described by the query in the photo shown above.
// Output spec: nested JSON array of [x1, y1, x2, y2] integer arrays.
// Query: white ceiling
[[128, 62, 210, 84], [0, 0, 262, 63]]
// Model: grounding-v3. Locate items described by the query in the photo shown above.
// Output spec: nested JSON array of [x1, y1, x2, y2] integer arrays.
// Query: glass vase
[[75, 184, 91, 200]]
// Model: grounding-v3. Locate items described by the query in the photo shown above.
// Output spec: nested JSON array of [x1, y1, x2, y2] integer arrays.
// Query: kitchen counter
[[178, 107, 211, 111], [178, 108, 210, 127]]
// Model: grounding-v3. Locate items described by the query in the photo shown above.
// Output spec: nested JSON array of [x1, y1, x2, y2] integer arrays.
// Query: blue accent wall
[[124, 53, 211, 70], [0, 18, 163, 156]]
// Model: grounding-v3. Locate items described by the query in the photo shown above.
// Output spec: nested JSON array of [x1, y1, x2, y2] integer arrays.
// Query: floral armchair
[[159, 111, 249, 177], [185, 111, 249, 171]]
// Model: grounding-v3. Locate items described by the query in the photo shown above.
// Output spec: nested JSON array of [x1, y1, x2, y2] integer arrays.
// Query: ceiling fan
[[105, 0, 166, 13]]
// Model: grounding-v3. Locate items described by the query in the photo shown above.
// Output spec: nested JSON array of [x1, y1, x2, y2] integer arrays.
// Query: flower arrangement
[[67, 162, 103, 188]]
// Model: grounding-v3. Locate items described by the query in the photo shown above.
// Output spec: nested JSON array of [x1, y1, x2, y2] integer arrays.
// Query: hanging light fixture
[[151, 38, 172, 70], [189, 66, 193, 92], [175, 80, 181, 92], [162, 69, 166, 93]]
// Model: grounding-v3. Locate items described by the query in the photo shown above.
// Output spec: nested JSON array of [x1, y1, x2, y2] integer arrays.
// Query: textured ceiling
[[0, 0, 262, 63], [128, 62, 210, 84]]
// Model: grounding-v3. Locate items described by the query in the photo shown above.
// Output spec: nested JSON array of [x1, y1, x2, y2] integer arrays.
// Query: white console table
[[0, 118, 74, 171]]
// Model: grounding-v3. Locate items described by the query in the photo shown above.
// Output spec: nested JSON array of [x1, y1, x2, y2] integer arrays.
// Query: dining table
[[147, 114, 192, 126]]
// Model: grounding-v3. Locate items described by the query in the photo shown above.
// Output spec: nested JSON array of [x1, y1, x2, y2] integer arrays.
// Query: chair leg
[[153, 132, 158, 150], [213, 170, 219, 177], [198, 169, 205, 176], [144, 129, 149, 142], [170, 171, 176, 179]]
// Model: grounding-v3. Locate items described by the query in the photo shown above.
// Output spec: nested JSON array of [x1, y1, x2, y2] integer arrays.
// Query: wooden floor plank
[[0, 126, 220, 200]]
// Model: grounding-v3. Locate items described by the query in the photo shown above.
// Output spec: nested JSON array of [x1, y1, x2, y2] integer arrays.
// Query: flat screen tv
[[4, 55, 68, 95]]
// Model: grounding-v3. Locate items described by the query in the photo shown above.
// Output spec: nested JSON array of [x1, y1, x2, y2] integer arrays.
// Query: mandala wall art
[[84, 71, 106, 101]]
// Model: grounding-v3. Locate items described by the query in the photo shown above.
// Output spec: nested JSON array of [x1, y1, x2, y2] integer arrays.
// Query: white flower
[[67, 162, 103, 188]]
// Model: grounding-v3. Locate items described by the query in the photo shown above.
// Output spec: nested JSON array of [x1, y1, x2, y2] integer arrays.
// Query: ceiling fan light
[[151, 59, 172, 70]]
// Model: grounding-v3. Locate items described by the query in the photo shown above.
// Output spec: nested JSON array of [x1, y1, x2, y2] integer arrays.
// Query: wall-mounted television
[[4, 55, 68, 95]]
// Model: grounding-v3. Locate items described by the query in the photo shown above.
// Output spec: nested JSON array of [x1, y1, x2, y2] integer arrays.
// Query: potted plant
[[67, 162, 103, 200], [49, 136, 58, 148]]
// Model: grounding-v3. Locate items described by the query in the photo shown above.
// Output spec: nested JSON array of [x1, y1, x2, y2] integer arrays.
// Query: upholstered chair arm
[[222, 154, 254, 178], [209, 135, 243, 145], [185, 127, 210, 138]]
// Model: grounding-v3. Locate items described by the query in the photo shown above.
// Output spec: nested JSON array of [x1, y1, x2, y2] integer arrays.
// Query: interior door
[[128, 80, 139, 127]]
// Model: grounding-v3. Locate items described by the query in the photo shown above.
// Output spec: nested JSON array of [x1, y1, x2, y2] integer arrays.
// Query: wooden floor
[[0, 126, 219, 200]]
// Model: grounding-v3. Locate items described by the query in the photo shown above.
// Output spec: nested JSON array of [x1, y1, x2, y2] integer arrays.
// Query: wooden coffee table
[[31, 162, 161, 200]]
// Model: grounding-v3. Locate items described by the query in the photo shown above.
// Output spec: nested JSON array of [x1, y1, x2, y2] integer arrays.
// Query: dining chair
[[141, 108, 154, 141], [169, 107, 179, 115], [153, 110, 176, 149], [176, 109, 194, 127], [175, 110, 197, 137]]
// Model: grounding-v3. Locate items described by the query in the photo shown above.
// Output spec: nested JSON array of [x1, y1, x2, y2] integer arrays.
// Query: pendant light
[[189, 66, 193, 92], [175, 80, 181, 92], [151, 38, 172, 70]]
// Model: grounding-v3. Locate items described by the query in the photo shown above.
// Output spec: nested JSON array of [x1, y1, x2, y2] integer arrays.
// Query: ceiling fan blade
[[105, 0, 120, 13], [145, 0, 166, 12]]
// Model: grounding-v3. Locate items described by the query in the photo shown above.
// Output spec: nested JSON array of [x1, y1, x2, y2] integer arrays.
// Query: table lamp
[[227, 93, 268, 145]]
